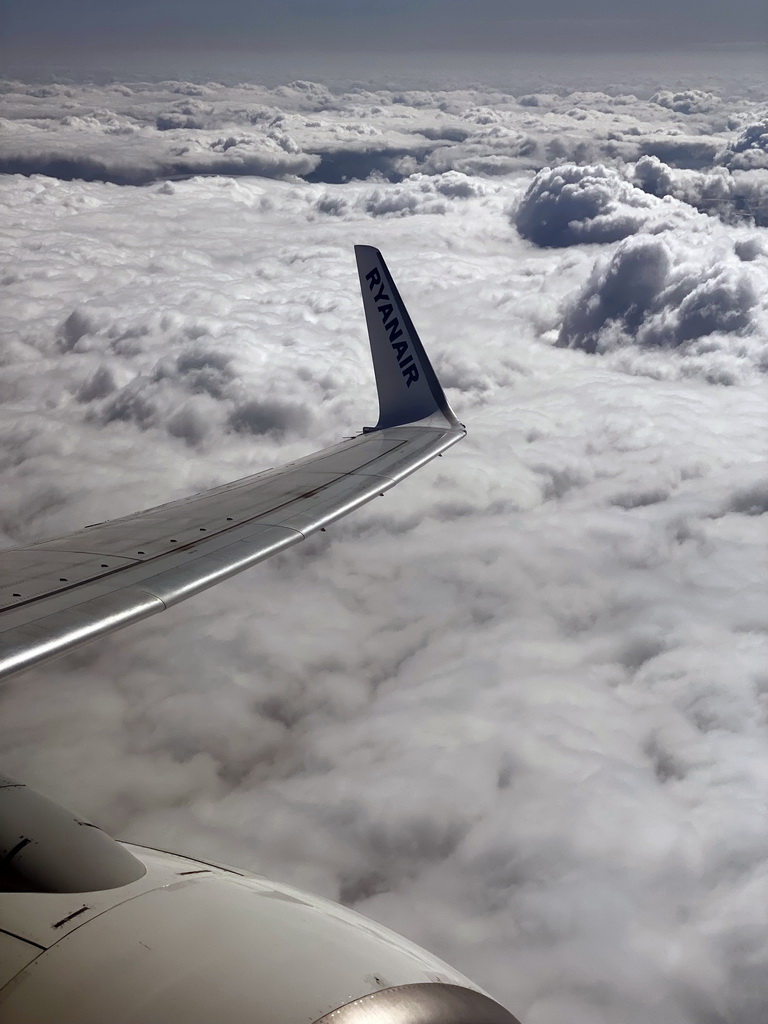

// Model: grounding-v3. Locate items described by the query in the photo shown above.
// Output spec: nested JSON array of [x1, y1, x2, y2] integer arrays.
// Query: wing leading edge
[[0, 248, 464, 681]]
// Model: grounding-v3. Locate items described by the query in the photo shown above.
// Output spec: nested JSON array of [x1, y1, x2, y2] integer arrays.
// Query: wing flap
[[0, 550, 139, 611]]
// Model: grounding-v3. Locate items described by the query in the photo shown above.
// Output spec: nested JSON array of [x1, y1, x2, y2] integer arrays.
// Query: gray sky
[[2, 0, 766, 54]]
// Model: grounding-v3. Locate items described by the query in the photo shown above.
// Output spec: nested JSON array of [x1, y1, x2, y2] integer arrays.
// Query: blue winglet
[[355, 245, 461, 431]]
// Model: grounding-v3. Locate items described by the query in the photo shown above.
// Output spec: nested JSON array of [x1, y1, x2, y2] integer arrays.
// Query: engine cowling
[[0, 779, 520, 1024]]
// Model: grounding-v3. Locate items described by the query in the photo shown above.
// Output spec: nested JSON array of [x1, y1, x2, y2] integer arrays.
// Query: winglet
[[355, 245, 461, 431]]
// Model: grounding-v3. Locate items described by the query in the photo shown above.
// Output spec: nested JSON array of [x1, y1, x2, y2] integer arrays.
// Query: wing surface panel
[[0, 425, 461, 680], [0, 550, 139, 611], [32, 438, 411, 562]]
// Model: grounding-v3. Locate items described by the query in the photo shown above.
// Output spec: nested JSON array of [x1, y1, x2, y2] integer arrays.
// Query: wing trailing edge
[[0, 249, 464, 681]]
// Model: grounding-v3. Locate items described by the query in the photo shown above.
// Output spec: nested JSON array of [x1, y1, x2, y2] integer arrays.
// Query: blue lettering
[[365, 265, 417, 386], [385, 319, 403, 343], [403, 364, 420, 387]]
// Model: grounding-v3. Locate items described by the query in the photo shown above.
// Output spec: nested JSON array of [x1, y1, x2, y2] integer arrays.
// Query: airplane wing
[[0, 246, 464, 681]]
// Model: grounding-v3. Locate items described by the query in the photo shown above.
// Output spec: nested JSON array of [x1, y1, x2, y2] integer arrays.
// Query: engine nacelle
[[0, 778, 520, 1023]]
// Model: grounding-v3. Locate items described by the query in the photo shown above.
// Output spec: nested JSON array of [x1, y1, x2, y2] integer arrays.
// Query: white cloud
[[313, 172, 490, 219], [552, 210, 768, 385], [1, 74, 768, 1024], [0, 76, 760, 189], [632, 155, 768, 227], [514, 163, 673, 246], [650, 89, 721, 115], [0, 122, 320, 184], [557, 231, 767, 379], [723, 116, 768, 171]]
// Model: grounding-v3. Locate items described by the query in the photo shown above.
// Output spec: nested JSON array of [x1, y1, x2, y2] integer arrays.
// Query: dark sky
[[2, 0, 766, 53]]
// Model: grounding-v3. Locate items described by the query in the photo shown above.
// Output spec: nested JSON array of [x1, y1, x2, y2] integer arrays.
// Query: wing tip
[[355, 245, 461, 432]]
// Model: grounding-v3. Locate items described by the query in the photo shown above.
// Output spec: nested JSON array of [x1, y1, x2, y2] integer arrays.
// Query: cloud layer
[[1, 71, 767, 1024]]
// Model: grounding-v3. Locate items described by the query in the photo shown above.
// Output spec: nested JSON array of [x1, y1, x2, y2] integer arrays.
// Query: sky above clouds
[[2, 0, 766, 60], [1, 40, 768, 1024]]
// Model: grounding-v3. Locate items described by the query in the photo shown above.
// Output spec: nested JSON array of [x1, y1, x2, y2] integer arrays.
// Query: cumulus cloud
[[363, 182, 448, 218], [557, 233, 767, 383], [637, 136, 722, 171], [312, 172, 490, 220], [514, 163, 677, 247], [633, 155, 768, 227], [0, 124, 320, 185], [1, 71, 768, 1024], [723, 116, 768, 171], [228, 397, 312, 437], [650, 89, 720, 114], [0, 75, 759, 189]]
